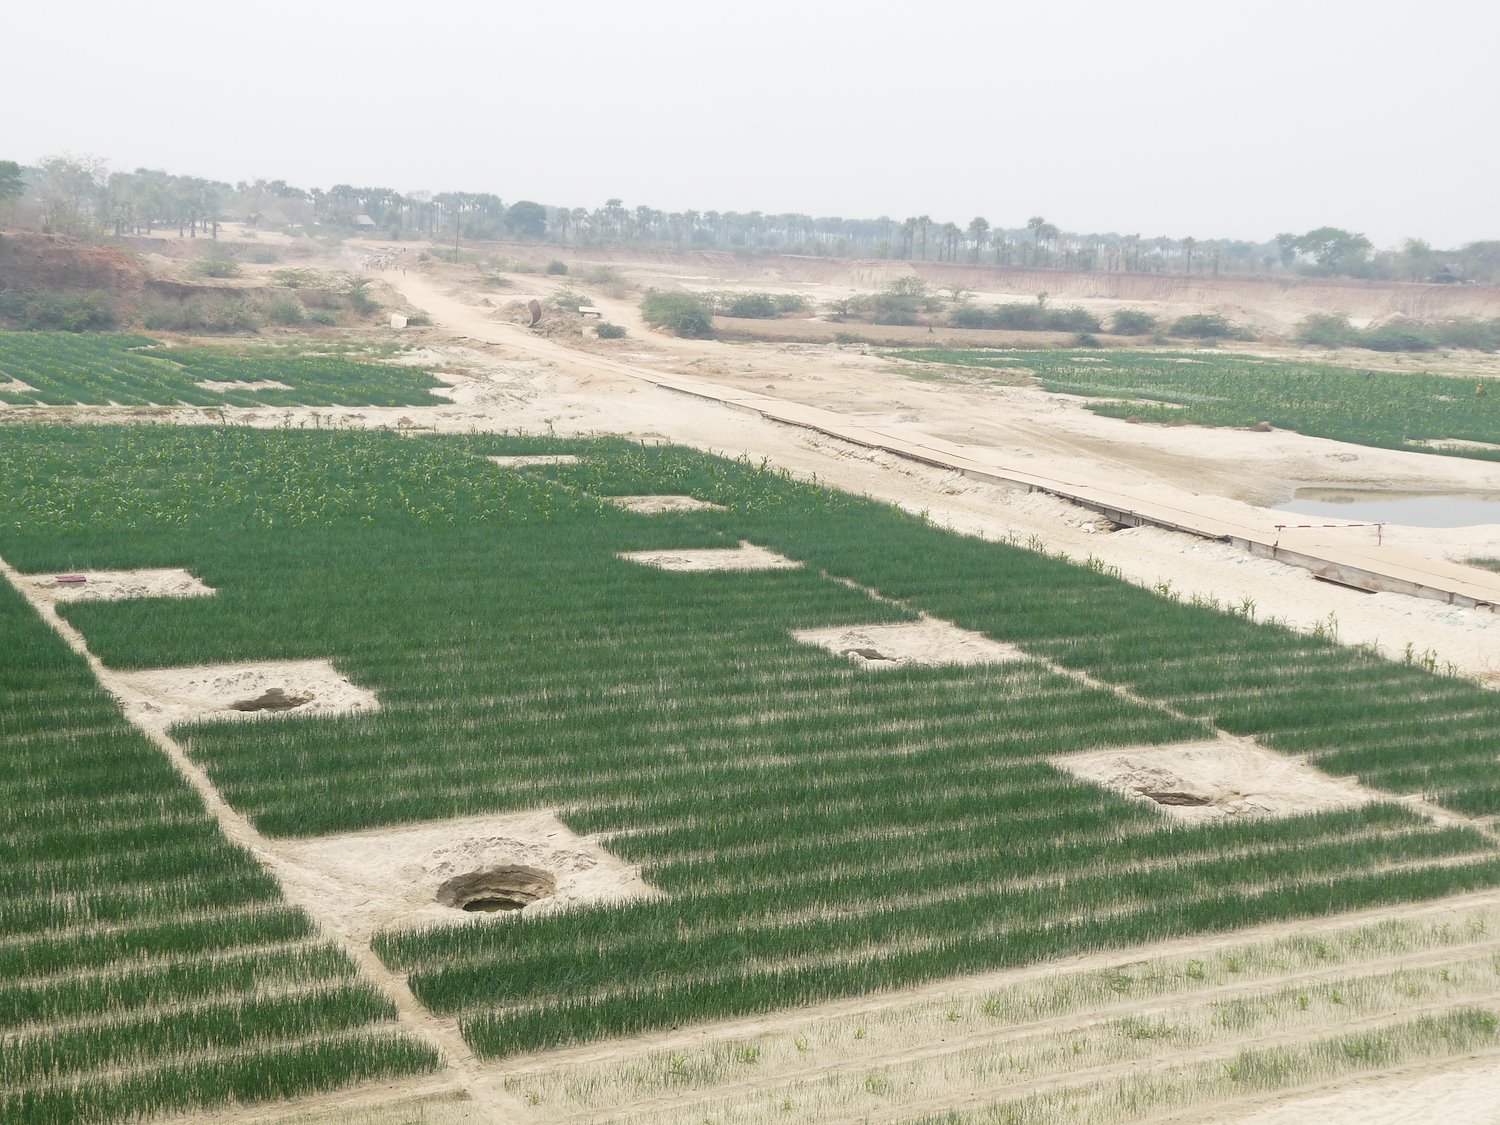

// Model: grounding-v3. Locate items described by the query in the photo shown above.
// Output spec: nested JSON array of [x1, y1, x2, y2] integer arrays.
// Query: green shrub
[[191, 258, 242, 279], [344, 278, 379, 316], [1296, 313, 1356, 348], [640, 291, 713, 338], [308, 310, 340, 326], [548, 285, 592, 313], [0, 290, 116, 332], [872, 301, 921, 326], [1361, 325, 1436, 352], [950, 304, 1101, 332], [596, 322, 626, 339], [545, 260, 569, 276], [1109, 309, 1159, 335], [269, 268, 326, 290], [1431, 319, 1500, 352], [405, 313, 431, 327], [267, 300, 306, 326], [1047, 307, 1103, 333], [727, 293, 780, 319], [1074, 332, 1101, 347], [1171, 313, 1242, 339]]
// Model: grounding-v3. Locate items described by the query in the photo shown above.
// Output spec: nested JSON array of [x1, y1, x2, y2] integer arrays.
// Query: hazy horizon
[[10, 0, 1498, 250]]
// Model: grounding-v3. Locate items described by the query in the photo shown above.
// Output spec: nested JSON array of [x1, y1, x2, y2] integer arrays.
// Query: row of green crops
[[3, 426, 1499, 1062], [0, 332, 448, 407], [0, 579, 438, 1122], [891, 349, 1500, 460]]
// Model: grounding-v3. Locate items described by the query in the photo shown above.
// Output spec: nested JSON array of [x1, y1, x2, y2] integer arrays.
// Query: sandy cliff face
[[0, 231, 147, 292]]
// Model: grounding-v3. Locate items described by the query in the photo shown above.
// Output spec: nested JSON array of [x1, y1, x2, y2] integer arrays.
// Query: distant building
[[354, 214, 377, 230]]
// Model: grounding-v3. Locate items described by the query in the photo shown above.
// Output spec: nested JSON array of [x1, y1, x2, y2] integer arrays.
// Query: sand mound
[[1053, 740, 1377, 821], [20, 568, 215, 603], [608, 494, 726, 514], [111, 659, 379, 732], [487, 454, 580, 467], [273, 809, 658, 940], [618, 541, 801, 572], [792, 619, 1025, 668]]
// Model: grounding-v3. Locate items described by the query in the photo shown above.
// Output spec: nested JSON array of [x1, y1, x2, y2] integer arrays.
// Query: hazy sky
[[9, 0, 1498, 248]]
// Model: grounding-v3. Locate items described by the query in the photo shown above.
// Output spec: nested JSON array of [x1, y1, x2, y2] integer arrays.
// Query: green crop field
[[893, 349, 1500, 460], [0, 332, 449, 407], [0, 578, 437, 1123], [4, 424, 1500, 1070]]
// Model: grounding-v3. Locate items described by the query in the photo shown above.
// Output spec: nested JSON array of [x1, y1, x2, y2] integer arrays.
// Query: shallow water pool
[[1273, 488, 1500, 528]]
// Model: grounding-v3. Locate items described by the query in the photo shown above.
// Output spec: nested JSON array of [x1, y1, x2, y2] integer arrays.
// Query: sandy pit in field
[[194, 378, 293, 391], [18, 567, 215, 603], [617, 541, 801, 572], [110, 658, 379, 732], [272, 809, 658, 941], [1053, 740, 1377, 821], [487, 453, 580, 467], [607, 494, 725, 513], [792, 619, 1026, 669]]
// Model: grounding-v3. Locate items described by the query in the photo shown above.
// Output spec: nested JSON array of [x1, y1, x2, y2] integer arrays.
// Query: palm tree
[[1182, 236, 1197, 275], [916, 215, 932, 260], [900, 217, 918, 259], [967, 217, 990, 263], [1027, 215, 1047, 252]]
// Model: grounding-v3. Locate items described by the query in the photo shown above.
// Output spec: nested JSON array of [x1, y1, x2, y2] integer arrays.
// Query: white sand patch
[[1233, 1052, 1500, 1125], [273, 809, 658, 941], [111, 659, 379, 732], [0, 377, 37, 393], [792, 619, 1025, 669], [1053, 740, 1377, 821], [19, 568, 215, 603], [487, 454, 580, 467], [608, 494, 726, 514], [618, 541, 802, 572], [194, 379, 293, 391]]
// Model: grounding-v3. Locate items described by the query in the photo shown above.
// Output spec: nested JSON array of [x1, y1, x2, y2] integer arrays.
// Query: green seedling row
[[0, 580, 436, 1118], [2, 426, 1498, 1062], [0, 331, 448, 407], [894, 348, 1500, 459]]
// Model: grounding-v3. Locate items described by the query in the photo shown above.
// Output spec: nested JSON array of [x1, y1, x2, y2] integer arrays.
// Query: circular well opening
[[436, 865, 556, 914]]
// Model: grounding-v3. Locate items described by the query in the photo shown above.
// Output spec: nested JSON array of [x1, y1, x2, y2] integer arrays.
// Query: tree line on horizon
[[2, 156, 1497, 285]]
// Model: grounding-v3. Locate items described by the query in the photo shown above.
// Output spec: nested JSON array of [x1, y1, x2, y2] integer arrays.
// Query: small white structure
[[389, 314, 408, 329], [578, 305, 603, 318]]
